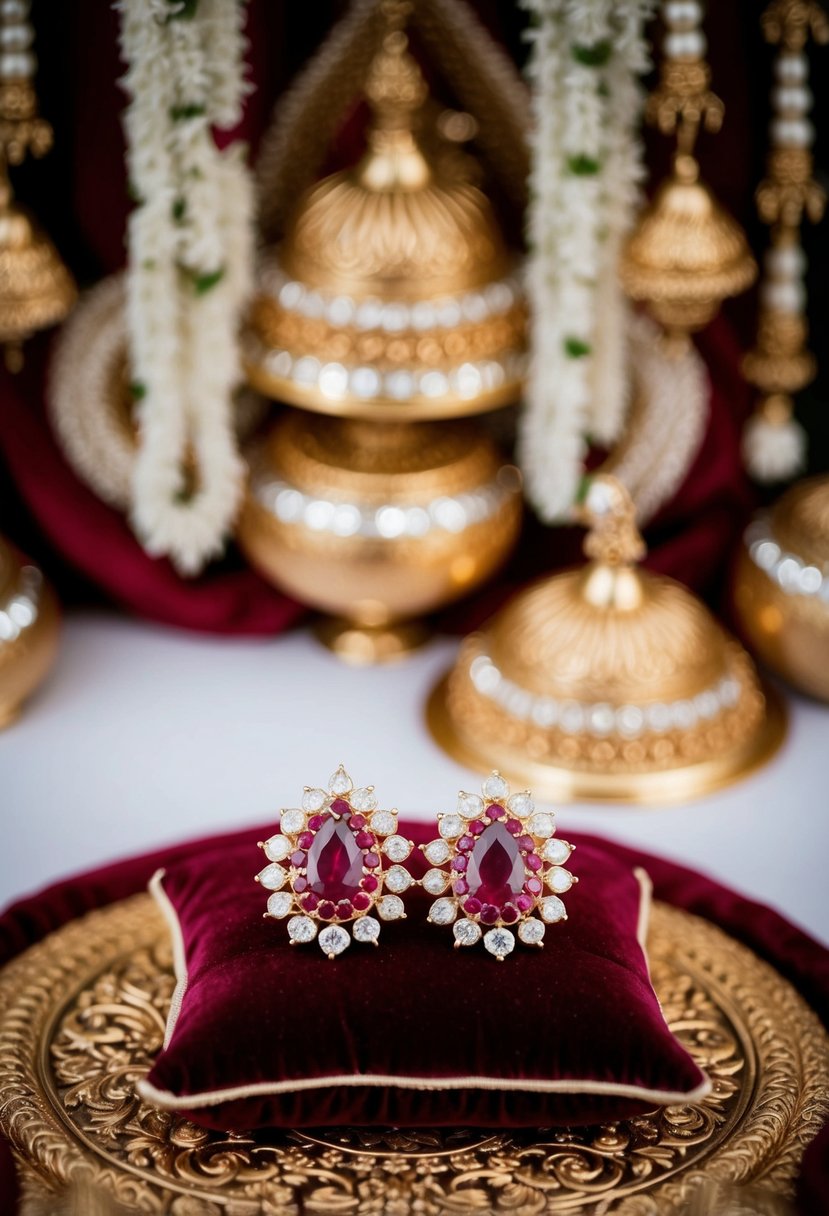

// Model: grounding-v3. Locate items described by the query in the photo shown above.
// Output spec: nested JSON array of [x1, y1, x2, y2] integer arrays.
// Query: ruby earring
[[256, 766, 414, 958], [421, 772, 577, 960]]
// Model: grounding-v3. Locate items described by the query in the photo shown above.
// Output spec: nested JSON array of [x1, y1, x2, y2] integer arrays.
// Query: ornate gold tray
[[0, 894, 827, 1214]]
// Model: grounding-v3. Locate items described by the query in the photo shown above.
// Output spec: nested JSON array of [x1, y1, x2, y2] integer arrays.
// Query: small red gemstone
[[458, 835, 475, 852], [518, 835, 534, 852], [363, 852, 380, 869], [525, 877, 542, 896], [506, 819, 523, 835], [501, 904, 519, 923], [349, 814, 366, 830], [337, 900, 353, 919], [526, 854, 543, 872], [361, 874, 379, 892], [469, 820, 486, 836], [293, 876, 308, 893], [308, 814, 326, 831], [356, 830, 375, 849], [290, 851, 306, 869], [464, 897, 482, 915], [451, 856, 468, 872], [319, 900, 336, 919], [298, 831, 314, 849], [454, 878, 469, 895], [486, 803, 505, 819], [515, 894, 533, 912], [481, 903, 500, 923], [301, 893, 319, 911], [330, 799, 351, 816], [353, 892, 371, 911]]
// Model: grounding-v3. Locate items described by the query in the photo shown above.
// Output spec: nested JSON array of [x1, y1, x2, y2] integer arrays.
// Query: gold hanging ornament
[[741, 0, 828, 481], [428, 476, 785, 804], [619, 0, 755, 352], [0, 0, 75, 371], [0, 537, 59, 728]]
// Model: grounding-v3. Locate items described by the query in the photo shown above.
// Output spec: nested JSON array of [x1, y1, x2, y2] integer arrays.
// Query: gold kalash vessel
[[237, 22, 523, 662], [430, 477, 785, 804]]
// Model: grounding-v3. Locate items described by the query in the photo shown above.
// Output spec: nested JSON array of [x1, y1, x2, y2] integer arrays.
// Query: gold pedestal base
[[316, 616, 429, 664], [427, 674, 787, 806]]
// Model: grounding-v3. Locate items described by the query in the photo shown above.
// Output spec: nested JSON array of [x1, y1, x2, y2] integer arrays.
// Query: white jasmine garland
[[520, 0, 653, 521], [117, 0, 252, 574]]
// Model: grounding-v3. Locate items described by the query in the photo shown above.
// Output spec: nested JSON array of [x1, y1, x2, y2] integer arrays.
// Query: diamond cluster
[[256, 766, 413, 957], [421, 772, 575, 960], [746, 520, 829, 603]]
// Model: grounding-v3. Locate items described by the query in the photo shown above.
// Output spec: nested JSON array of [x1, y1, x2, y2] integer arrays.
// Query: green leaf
[[167, 0, 198, 20], [129, 381, 147, 400], [169, 103, 206, 122], [571, 40, 611, 67], [192, 267, 225, 295], [564, 337, 592, 358], [567, 154, 601, 176], [575, 473, 592, 505]]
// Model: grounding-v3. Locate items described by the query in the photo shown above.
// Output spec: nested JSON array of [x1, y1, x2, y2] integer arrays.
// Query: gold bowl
[[429, 478, 785, 803], [0, 539, 59, 728], [243, 29, 525, 421], [237, 411, 522, 663], [733, 475, 829, 702]]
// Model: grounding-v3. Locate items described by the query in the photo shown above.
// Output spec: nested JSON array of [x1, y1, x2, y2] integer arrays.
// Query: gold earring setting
[[421, 772, 576, 960]]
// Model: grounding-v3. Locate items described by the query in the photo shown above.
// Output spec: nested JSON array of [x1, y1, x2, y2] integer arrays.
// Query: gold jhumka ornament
[[619, 1, 755, 351], [429, 476, 785, 804], [0, 537, 58, 728], [0, 0, 75, 371], [238, 13, 523, 663]]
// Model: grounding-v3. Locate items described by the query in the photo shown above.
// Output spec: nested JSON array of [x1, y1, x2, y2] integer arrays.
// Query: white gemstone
[[370, 810, 396, 835], [617, 705, 645, 738], [331, 503, 362, 537], [264, 835, 292, 862], [423, 839, 451, 865], [457, 792, 484, 819], [327, 295, 354, 326], [378, 895, 405, 921], [437, 299, 462, 327], [531, 698, 559, 728], [382, 302, 409, 332], [542, 838, 572, 865], [507, 792, 534, 818], [329, 766, 353, 795], [484, 928, 515, 959], [302, 788, 326, 813], [453, 919, 482, 947], [318, 362, 348, 400], [0, 612, 17, 642], [645, 703, 671, 732], [431, 496, 466, 532], [411, 301, 436, 329], [385, 370, 415, 400], [299, 291, 324, 320], [7, 597, 34, 627], [350, 366, 381, 398], [454, 362, 482, 399], [281, 809, 307, 837], [720, 677, 740, 708], [518, 918, 546, 945], [353, 916, 381, 943], [257, 864, 287, 890], [541, 896, 567, 923], [470, 657, 500, 695], [482, 772, 509, 801], [304, 499, 335, 531], [319, 925, 350, 956], [376, 505, 407, 538], [429, 898, 457, 925], [385, 865, 412, 893], [355, 298, 384, 329], [799, 565, 822, 595], [287, 915, 317, 943], [671, 700, 697, 730], [560, 702, 585, 734], [695, 690, 719, 720], [267, 892, 293, 918], [383, 835, 412, 862], [420, 370, 448, 398], [776, 51, 808, 84], [505, 686, 533, 720], [422, 868, 450, 895], [485, 281, 513, 312], [438, 814, 463, 840], [292, 356, 321, 386], [404, 506, 431, 537], [754, 539, 780, 571], [351, 787, 377, 812], [548, 867, 574, 893], [279, 280, 304, 310], [528, 812, 554, 839], [274, 486, 304, 522], [461, 293, 487, 323]]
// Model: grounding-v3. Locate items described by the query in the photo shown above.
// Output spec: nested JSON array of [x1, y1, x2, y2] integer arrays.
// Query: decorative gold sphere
[[244, 31, 525, 420], [0, 540, 59, 728], [733, 475, 829, 702], [237, 411, 522, 663], [429, 477, 784, 803], [619, 155, 756, 346]]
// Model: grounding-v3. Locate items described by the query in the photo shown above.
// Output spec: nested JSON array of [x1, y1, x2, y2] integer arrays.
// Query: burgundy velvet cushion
[[138, 821, 707, 1129]]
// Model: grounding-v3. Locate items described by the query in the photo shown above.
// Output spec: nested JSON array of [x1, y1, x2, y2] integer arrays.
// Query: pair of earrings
[[255, 765, 576, 960]]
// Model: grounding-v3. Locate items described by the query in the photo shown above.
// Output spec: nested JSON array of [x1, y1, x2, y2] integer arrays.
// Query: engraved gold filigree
[[0, 894, 827, 1214]]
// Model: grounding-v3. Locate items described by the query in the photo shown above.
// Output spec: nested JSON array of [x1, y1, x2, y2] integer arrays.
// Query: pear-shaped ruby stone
[[305, 817, 367, 903], [465, 821, 526, 911]]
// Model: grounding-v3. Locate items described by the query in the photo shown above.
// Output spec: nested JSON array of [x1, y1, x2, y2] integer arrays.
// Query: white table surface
[[2, 611, 828, 946]]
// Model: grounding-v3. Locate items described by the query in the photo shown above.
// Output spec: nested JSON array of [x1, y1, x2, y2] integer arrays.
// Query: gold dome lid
[[429, 476, 785, 803], [244, 27, 525, 420], [619, 154, 756, 339]]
